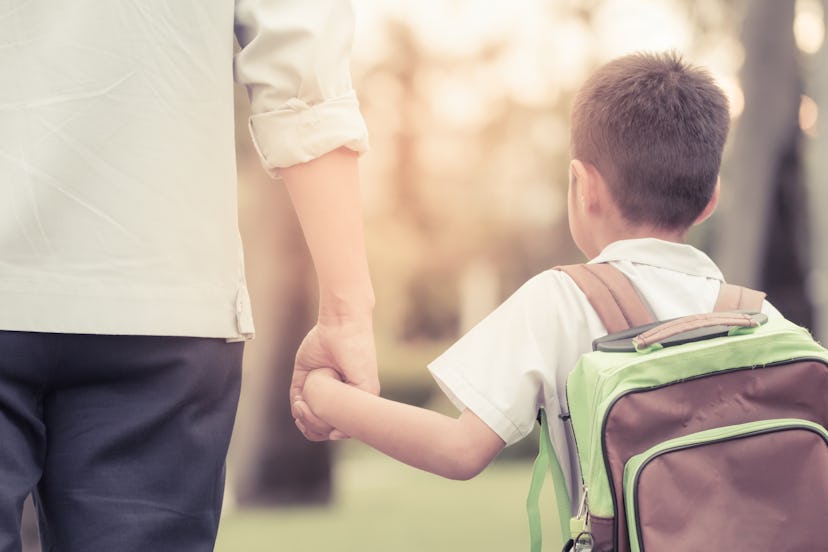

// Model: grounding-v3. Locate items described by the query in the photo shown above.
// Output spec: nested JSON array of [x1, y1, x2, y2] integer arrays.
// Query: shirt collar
[[588, 238, 724, 281]]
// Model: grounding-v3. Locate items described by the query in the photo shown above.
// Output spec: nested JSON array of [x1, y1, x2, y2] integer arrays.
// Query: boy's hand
[[292, 400, 333, 441], [293, 367, 345, 441], [290, 319, 378, 441]]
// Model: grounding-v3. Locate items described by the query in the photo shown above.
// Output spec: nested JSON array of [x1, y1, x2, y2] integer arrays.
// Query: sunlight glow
[[426, 70, 495, 129], [794, 0, 826, 54], [715, 75, 745, 120], [594, 0, 691, 60], [800, 95, 820, 137]]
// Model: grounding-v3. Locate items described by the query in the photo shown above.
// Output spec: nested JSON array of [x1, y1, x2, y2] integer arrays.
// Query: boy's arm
[[296, 369, 506, 480]]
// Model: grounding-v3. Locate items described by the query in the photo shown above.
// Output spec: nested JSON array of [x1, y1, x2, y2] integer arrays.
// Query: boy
[[292, 51, 781, 512]]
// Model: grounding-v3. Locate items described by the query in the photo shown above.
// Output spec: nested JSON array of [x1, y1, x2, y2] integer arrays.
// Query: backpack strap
[[527, 409, 572, 552], [714, 283, 766, 312], [528, 263, 653, 550], [559, 264, 766, 327], [556, 263, 655, 333]]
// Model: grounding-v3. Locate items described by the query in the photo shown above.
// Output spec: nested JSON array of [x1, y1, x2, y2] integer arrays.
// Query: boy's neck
[[586, 219, 687, 259]]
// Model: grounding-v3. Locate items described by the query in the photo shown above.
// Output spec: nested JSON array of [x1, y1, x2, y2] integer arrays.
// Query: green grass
[[216, 441, 563, 551]]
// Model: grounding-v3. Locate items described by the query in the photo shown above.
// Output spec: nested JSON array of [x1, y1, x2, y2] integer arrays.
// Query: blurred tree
[[358, 15, 576, 342], [370, 20, 462, 339], [805, 0, 828, 340], [714, 0, 813, 327]]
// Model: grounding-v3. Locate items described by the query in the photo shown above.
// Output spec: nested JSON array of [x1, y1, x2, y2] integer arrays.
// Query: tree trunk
[[805, 1, 828, 340], [715, 0, 812, 327]]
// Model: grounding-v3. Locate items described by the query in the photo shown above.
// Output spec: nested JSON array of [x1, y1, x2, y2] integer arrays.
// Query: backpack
[[526, 263, 828, 552]]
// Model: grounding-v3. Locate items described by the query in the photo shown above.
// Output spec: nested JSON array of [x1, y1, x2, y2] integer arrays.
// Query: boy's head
[[569, 51, 730, 234]]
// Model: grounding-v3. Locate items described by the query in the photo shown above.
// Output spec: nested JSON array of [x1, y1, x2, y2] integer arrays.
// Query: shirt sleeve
[[428, 271, 594, 447], [427, 269, 606, 514], [234, 0, 369, 173]]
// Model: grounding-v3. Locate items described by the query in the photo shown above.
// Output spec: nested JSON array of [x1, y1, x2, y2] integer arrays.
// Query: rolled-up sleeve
[[234, 0, 369, 173]]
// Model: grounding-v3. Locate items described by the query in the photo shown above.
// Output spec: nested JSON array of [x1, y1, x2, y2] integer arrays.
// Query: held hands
[[292, 367, 342, 440], [290, 318, 379, 441]]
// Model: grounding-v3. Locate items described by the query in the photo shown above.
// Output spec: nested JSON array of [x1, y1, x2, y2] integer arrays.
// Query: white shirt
[[428, 238, 781, 511], [0, 0, 368, 339]]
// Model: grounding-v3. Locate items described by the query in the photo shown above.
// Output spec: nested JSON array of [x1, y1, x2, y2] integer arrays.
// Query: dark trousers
[[0, 332, 244, 552]]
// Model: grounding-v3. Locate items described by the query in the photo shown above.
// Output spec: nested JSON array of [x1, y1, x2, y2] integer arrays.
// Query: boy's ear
[[693, 179, 720, 226], [570, 159, 600, 211]]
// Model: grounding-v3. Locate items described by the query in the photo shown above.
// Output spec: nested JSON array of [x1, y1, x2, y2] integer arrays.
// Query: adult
[[0, 1, 377, 550]]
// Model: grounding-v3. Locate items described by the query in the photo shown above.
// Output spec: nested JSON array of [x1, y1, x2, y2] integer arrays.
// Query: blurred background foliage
[[17, 2, 826, 551], [219, 1, 827, 551]]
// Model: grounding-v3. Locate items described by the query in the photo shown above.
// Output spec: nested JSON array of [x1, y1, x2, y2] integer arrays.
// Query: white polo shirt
[[0, 1, 368, 340], [428, 238, 781, 510]]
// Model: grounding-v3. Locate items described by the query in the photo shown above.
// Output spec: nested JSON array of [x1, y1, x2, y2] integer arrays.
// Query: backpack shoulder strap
[[714, 283, 766, 312], [527, 409, 573, 552], [555, 263, 655, 333]]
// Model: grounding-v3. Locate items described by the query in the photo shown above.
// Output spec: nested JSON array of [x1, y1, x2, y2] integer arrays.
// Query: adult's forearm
[[280, 147, 375, 322]]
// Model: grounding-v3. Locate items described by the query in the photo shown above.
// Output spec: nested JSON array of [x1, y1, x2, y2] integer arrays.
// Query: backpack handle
[[593, 311, 768, 353]]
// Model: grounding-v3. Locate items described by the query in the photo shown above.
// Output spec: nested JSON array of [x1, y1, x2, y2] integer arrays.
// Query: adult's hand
[[290, 317, 378, 441]]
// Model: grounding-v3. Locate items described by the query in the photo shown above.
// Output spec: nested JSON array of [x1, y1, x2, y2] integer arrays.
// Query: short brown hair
[[570, 51, 730, 230]]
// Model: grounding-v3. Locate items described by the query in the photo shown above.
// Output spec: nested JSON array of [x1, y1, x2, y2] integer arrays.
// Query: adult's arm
[[281, 149, 379, 423], [234, 0, 379, 435]]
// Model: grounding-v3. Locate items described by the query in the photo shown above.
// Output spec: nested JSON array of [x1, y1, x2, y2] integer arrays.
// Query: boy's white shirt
[[428, 238, 781, 511], [0, 1, 368, 340]]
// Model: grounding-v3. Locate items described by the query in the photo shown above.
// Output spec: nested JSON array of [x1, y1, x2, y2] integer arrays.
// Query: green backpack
[[527, 263, 828, 552]]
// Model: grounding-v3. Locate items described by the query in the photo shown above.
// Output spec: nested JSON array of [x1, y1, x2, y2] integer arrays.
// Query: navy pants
[[0, 332, 243, 552]]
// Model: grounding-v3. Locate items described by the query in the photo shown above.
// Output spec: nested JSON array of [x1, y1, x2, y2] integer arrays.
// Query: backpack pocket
[[623, 419, 828, 552]]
